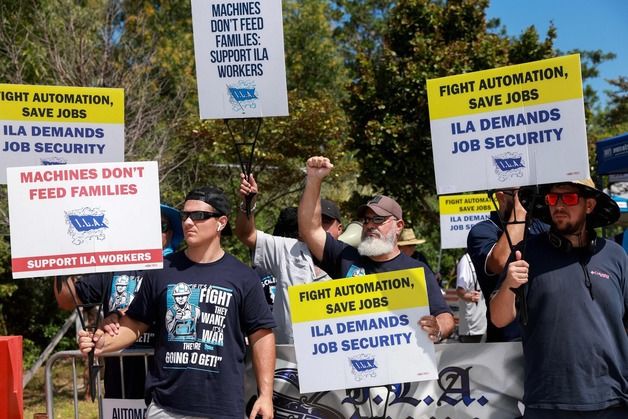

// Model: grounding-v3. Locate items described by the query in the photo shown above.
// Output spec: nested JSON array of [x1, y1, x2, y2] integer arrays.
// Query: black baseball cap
[[185, 186, 232, 235], [321, 199, 342, 223]]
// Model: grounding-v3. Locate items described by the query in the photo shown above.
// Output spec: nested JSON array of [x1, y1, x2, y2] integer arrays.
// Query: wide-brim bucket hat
[[518, 179, 620, 228]]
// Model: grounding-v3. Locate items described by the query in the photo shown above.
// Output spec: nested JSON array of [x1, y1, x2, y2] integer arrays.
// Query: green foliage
[[284, 0, 348, 97], [1, 0, 626, 370]]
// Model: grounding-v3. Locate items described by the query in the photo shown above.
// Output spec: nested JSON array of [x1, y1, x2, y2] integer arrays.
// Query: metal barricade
[[45, 348, 154, 419]]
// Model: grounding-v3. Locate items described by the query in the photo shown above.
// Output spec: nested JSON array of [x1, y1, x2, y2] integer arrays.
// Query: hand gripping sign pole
[[486, 189, 539, 325], [225, 118, 262, 218], [55, 276, 103, 402]]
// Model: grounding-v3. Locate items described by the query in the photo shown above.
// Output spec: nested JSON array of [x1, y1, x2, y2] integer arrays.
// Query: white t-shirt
[[456, 253, 487, 336], [254, 231, 329, 343]]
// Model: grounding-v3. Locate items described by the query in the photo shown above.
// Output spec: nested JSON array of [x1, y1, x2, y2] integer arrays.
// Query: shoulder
[[598, 238, 627, 259], [467, 216, 501, 247], [222, 253, 258, 277], [256, 230, 299, 250]]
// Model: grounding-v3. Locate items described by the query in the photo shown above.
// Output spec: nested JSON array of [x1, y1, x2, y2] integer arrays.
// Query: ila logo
[[493, 152, 525, 182], [65, 207, 108, 245], [227, 81, 258, 113]]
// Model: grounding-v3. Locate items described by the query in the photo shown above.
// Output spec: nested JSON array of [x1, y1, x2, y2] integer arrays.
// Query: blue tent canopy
[[596, 132, 628, 175]]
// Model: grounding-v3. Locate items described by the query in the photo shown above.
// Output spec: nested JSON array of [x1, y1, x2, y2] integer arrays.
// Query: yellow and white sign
[[0, 84, 125, 184], [439, 193, 498, 249], [289, 268, 437, 393], [427, 54, 589, 194]]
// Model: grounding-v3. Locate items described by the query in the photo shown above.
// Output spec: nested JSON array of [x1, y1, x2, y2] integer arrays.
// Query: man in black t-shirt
[[79, 186, 276, 419], [298, 156, 454, 342]]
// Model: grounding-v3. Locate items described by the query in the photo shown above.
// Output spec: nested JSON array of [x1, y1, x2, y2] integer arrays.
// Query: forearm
[[249, 329, 276, 399], [455, 287, 469, 301], [99, 316, 148, 353], [298, 175, 326, 260], [487, 212, 526, 274], [235, 209, 257, 249], [54, 276, 83, 310], [435, 312, 455, 338], [489, 285, 517, 327]]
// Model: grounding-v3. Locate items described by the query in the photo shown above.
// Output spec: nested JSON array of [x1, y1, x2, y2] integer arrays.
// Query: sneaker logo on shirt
[[590, 270, 610, 280]]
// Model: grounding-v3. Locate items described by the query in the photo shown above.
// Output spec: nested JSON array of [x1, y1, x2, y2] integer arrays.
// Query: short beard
[[358, 227, 396, 257], [554, 218, 587, 237]]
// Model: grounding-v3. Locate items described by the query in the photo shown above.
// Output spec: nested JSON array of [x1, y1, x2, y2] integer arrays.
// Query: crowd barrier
[[45, 343, 524, 419], [44, 349, 152, 419]]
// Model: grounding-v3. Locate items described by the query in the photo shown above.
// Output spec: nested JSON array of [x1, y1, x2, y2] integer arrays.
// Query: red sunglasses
[[545, 192, 581, 206]]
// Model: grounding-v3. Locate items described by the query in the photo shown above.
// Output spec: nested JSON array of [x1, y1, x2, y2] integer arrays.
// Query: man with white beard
[[298, 156, 454, 342]]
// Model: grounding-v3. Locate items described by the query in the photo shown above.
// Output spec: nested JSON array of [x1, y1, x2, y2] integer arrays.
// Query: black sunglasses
[[361, 215, 391, 225], [180, 211, 222, 221]]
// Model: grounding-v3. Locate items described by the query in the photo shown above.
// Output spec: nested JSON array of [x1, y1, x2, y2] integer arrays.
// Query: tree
[[332, 0, 562, 279]]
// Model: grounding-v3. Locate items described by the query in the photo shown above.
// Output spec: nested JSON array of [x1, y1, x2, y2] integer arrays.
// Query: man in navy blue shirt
[[467, 189, 547, 341], [298, 156, 454, 341], [79, 186, 276, 419], [492, 179, 628, 418]]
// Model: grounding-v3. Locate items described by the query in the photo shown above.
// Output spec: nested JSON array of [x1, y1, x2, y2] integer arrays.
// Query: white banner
[[245, 343, 524, 418], [191, 0, 289, 119], [427, 54, 589, 194], [7, 161, 162, 278], [0, 84, 125, 184]]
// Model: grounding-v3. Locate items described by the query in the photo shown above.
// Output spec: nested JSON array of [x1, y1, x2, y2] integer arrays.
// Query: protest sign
[[0, 83, 124, 184], [102, 399, 146, 419], [191, 0, 289, 119], [427, 54, 589, 194], [7, 161, 162, 279], [288, 268, 437, 393], [439, 193, 497, 249]]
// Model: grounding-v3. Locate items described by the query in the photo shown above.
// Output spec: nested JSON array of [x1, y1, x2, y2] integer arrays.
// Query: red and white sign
[[7, 161, 162, 279]]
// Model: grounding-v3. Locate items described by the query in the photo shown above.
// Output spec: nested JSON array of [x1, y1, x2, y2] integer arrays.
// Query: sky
[[486, 0, 627, 108]]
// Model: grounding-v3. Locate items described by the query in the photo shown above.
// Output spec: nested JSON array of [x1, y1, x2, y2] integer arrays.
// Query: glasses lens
[[161, 222, 170, 233], [546, 193, 580, 206], [562, 193, 580, 206], [362, 216, 388, 225], [181, 211, 221, 221], [545, 193, 558, 206]]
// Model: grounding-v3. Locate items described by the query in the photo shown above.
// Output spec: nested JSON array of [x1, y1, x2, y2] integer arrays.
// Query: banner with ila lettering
[[191, 0, 289, 119], [244, 343, 524, 418], [439, 193, 498, 249], [0, 84, 125, 184], [288, 268, 437, 393], [7, 161, 162, 279], [427, 54, 589, 194]]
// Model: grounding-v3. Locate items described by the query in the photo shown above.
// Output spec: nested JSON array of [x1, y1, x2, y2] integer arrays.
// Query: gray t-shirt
[[456, 253, 487, 336], [254, 231, 329, 343]]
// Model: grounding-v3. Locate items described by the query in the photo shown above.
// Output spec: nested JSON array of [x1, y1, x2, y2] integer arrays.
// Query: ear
[[396, 219, 405, 234], [217, 215, 229, 231], [585, 197, 597, 215]]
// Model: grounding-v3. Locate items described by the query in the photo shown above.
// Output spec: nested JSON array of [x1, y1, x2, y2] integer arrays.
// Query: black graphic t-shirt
[[320, 233, 451, 317], [126, 251, 276, 418], [75, 271, 154, 398]]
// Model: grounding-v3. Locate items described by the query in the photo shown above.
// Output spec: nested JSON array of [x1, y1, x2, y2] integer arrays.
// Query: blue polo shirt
[[502, 234, 628, 410]]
